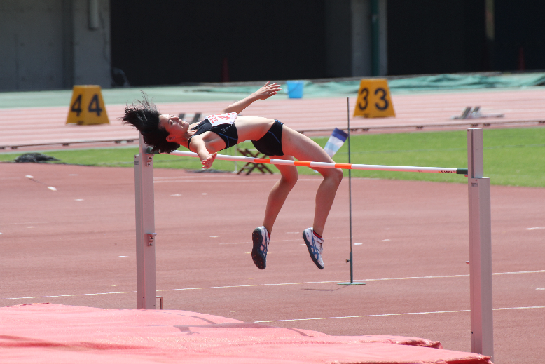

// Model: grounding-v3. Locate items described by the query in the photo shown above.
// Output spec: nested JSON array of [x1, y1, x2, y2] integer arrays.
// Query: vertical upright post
[[347, 97, 354, 283], [339, 98, 364, 286], [467, 128, 493, 358], [134, 135, 157, 309]]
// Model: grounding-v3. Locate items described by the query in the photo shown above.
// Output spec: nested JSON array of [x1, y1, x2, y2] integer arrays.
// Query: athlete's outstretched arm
[[222, 82, 282, 114], [189, 135, 217, 169]]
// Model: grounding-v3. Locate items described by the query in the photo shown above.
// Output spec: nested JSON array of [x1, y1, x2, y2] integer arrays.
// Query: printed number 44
[[71, 94, 103, 116], [88, 94, 103, 116]]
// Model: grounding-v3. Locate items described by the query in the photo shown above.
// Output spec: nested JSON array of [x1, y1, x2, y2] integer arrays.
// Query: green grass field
[[2, 127, 544, 187]]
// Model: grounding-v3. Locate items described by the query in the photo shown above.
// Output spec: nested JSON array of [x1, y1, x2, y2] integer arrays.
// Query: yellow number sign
[[353, 79, 395, 118], [66, 85, 109, 125]]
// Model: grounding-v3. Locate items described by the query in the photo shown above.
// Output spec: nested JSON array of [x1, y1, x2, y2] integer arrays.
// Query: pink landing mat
[[0, 304, 492, 364]]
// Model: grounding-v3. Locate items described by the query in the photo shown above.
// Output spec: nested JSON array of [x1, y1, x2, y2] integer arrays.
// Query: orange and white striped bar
[[168, 150, 468, 175]]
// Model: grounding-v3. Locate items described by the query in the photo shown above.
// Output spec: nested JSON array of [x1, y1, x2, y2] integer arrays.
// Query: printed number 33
[[358, 87, 389, 111]]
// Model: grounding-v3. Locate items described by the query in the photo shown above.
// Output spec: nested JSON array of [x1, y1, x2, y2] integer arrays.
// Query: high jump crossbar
[[149, 148, 469, 175], [133, 128, 493, 359]]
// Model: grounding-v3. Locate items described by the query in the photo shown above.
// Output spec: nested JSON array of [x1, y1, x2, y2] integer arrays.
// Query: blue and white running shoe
[[303, 228, 324, 269], [251, 226, 270, 269]]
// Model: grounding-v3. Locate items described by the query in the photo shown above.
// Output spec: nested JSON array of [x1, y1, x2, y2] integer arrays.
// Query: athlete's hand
[[201, 153, 217, 169], [254, 81, 282, 100]]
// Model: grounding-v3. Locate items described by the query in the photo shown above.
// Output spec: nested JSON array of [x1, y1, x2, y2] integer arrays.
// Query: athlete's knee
[[281, 172, 298, 189], [328, 168, 343, 186], [278, 165, 298, 188]]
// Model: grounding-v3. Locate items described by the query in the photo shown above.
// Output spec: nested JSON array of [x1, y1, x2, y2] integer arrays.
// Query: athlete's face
[[158, 114, 189, 143]]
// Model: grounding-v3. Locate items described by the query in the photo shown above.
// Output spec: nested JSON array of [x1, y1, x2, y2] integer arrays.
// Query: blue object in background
[[323, 128, 348, 157], [286, 81, 304, 98]]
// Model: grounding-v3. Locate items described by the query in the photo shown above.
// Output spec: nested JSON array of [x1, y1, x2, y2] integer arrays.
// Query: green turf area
[[2, 127, 544, 187]]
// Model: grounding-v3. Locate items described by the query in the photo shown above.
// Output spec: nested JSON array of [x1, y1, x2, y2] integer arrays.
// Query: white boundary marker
[[133, 128, 493, 359]]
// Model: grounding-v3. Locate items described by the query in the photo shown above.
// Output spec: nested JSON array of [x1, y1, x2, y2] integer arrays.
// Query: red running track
[[1, 88, 544, 362], [1, 88, 545, 149], [1, 163, 544, 363]]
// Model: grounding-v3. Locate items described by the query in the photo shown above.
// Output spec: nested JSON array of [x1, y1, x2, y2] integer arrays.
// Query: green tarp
[[197, 73, 545, 96]]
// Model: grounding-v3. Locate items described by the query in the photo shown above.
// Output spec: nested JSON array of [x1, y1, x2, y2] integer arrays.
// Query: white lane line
[[277, 317, 326, 322], [84, 292, 113, 296], [3, 292, 128, 300], [496, 270, 545, 275], [2, 270, 543, 301], [263, 283, 299, 286], [494, 306, 545, 311], [173, 288, 202, 291], [254, 306, 545, 324]]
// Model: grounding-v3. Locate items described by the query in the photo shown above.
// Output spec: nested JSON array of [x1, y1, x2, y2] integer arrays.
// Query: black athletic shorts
[[251, 120, 284, 156]]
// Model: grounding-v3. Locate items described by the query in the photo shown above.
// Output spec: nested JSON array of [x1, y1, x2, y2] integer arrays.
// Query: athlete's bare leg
[[262, 156, 298, 233], [281, 127, 343, 236]]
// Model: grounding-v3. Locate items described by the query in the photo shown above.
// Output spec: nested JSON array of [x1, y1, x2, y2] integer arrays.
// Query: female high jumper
[[122, 82, 342, 270]]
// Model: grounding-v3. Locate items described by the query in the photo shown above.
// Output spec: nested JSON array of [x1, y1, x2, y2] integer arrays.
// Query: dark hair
[[121, 92, 180, 153]]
